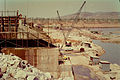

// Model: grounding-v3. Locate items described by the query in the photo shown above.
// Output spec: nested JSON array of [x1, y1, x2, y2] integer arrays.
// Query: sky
[[0, 0, 120, 18]]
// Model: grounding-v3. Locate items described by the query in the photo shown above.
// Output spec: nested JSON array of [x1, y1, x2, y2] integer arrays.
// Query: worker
[[63, 55, 68, 60], [19, 14, 22, 26]]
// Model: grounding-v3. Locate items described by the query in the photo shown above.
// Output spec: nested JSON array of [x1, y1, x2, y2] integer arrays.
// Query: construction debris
[[0, 53, 52, 80]]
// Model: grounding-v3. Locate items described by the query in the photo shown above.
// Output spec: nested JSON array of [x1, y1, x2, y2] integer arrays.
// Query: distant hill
[[60, 12, 120, 19]]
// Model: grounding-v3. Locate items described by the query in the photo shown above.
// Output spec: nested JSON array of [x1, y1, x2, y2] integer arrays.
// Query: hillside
[[61, 12, 120, 19]]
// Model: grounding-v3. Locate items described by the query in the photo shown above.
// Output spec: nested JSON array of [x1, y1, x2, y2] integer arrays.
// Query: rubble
[[0, 53, 52, 80]]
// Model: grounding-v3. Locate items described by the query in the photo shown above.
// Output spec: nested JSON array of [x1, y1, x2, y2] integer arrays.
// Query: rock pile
[[0, 53, 52, 80]]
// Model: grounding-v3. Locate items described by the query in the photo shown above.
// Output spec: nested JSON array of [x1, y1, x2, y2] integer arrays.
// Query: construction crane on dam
[[57, 1, 86, 49]]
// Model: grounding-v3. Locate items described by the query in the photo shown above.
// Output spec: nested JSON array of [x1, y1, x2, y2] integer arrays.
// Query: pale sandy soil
[[43, 27, 120, 80], [78, 29, 110, 40], [35, 19, 120, 28], [73, 28, 120, 44], [102, 38, 120, 44], [74, 23, 120, 28]]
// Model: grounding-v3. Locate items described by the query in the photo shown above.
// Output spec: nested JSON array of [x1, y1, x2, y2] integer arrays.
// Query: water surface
[[93, 40, 120, 65], [89, 28, 120, 65]]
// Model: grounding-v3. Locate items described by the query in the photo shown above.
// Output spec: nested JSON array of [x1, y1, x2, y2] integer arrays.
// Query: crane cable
[[57, 1, 86, 49], [65, 1, 86, 40]]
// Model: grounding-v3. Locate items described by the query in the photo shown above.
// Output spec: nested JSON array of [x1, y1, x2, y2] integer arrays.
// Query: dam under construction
[[0, 0, 120, 80], [0, 10, 74, 79]]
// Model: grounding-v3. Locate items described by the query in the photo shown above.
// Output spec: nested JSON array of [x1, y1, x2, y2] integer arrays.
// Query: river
[[93, 40, 120, 65], [89, 28, 120, 65]]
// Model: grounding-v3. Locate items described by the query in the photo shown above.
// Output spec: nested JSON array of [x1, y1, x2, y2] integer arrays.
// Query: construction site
[[0, 0, 120, 80]]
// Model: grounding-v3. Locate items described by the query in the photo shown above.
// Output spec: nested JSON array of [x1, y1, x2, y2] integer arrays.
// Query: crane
[[57, 10, 62, 21], [57, 1, 86, 49], [74, 1, 86, 23], [65, 1, 86, 39], [56, 10, 67, 48]]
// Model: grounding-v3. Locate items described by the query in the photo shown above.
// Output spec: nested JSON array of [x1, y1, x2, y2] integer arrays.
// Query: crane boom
[[66, 1, 86, 39], [56, 10, 66, 48], [74, 1, 86, 23], [57, 10, 62, 21], [56, 1, 86, 49]]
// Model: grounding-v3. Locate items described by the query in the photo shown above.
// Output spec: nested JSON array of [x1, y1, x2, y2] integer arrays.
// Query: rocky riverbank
[[43, 27, 120, 80], [102, 38, 120, 44]]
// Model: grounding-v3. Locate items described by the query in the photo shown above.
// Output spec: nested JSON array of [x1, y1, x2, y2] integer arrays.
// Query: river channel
[[89, 28, 120, 65]]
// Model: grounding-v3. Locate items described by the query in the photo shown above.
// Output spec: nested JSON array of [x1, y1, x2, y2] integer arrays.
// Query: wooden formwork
[[0, 10, 20, 40], [0, 32, 17, 39], [1, 48, 26, 60], [0, 16, 19, 32]]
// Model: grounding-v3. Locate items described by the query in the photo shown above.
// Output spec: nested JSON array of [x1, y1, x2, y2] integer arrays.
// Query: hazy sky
[[0, 0, 120, 18]]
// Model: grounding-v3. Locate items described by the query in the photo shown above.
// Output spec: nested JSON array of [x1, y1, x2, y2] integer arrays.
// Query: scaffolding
[[0, 10, 55, 51]]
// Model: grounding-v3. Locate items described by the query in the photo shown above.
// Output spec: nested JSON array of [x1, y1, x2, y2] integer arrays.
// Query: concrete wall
[[25, 49, 36, 66], [25, 48, 59, 72], [36, 48, 59, 72], [2, 47, 60, 78]]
